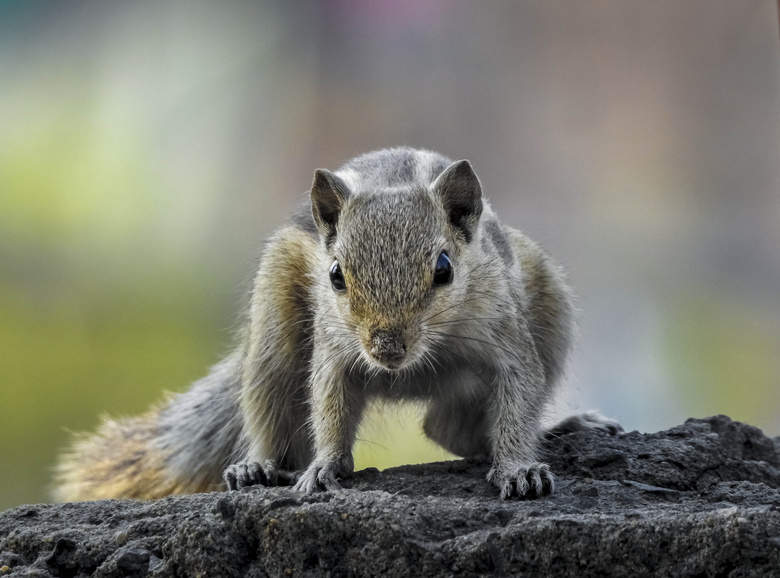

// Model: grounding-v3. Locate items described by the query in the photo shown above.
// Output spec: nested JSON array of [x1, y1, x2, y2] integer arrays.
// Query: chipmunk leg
[[294, 342, 366, 493], [224, 227, 319, 490], [484, 322, 555, 499]]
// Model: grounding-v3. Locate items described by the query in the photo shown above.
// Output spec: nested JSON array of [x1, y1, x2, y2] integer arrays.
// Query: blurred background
[[1, 0, 779, 509]]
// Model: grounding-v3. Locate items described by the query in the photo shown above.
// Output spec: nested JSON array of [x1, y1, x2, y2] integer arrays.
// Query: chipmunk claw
[[488, 462, 554, 499], [293, 461, 343, 493], [223, 460, 280, 490]]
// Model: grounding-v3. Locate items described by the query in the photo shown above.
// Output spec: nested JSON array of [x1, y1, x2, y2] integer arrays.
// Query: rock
[[1, 415, 779, 577]]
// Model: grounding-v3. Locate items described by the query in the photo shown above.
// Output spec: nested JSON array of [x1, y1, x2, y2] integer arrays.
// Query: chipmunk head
[[310, 158, 483, 371]]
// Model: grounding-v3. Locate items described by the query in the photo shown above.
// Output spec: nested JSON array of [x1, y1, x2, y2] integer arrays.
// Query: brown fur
[[54, 410, 213, 502]]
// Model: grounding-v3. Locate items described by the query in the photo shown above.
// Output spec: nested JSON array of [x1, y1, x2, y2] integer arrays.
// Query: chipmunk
[[54, 147, 620, 502]]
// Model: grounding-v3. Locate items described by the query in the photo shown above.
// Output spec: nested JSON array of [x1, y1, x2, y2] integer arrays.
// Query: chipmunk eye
[[330, 260, 346, 292], [433, 251, 453, 286]]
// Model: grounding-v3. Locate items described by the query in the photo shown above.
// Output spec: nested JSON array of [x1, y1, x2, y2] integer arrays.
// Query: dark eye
[[330, 260, 346, 292], [433, 251, 453, 286]]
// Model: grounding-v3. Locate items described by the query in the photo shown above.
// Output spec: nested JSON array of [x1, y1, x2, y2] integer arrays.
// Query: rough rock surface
[[2, 415, 779, 577]]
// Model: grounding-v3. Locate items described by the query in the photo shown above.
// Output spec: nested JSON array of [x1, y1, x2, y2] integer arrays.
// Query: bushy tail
[[53, 409, 188, 501], [53, 355, 245, 502]]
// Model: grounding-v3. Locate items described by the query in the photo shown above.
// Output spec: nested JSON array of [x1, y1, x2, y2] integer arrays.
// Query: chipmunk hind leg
[[544, 410, 623, 437]]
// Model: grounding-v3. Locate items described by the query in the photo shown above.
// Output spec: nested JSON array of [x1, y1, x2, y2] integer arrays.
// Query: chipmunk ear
[[311, 169, 351, 241], [432, 159, 483, 243]]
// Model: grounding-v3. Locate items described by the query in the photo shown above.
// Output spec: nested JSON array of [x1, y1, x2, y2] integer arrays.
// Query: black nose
[[369, 329, 406, 365]]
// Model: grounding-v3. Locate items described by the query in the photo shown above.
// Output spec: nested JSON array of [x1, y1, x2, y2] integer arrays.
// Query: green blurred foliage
[[0, 106, 152, 248], [666, 294, 780, 428]]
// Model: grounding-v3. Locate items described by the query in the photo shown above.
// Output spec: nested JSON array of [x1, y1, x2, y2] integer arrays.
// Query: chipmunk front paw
[[487, 462, 555, 499], [223, 460, 280, 490], [293, 461, 343, 493]]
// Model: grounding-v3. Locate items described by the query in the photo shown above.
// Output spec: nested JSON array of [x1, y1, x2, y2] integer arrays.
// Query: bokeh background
[[1, 0, 779, 510]]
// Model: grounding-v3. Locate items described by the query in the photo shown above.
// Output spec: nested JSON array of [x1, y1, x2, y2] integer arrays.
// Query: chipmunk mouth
[[368, 355, 413, 372]]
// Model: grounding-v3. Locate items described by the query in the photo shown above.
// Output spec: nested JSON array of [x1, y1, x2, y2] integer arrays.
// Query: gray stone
[[1, 415, 779, 577]]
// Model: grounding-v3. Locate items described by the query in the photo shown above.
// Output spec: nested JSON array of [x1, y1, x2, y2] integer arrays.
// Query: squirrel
[[53, 147, 621, 502]]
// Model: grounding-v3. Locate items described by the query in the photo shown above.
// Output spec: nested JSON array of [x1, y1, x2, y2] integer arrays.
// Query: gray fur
[[337, 147, 451, 190], [482, 217, 514, 266]]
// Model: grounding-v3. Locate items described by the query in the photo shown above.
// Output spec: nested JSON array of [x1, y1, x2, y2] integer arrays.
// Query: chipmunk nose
[[368, 328, 407, 367]]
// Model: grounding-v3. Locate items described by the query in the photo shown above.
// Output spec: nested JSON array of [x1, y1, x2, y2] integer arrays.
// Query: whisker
[[422, 295, 495, 323], [426, 330, 516, 356], [426, 316, 506, 327], [542, 430, 586, 459]]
